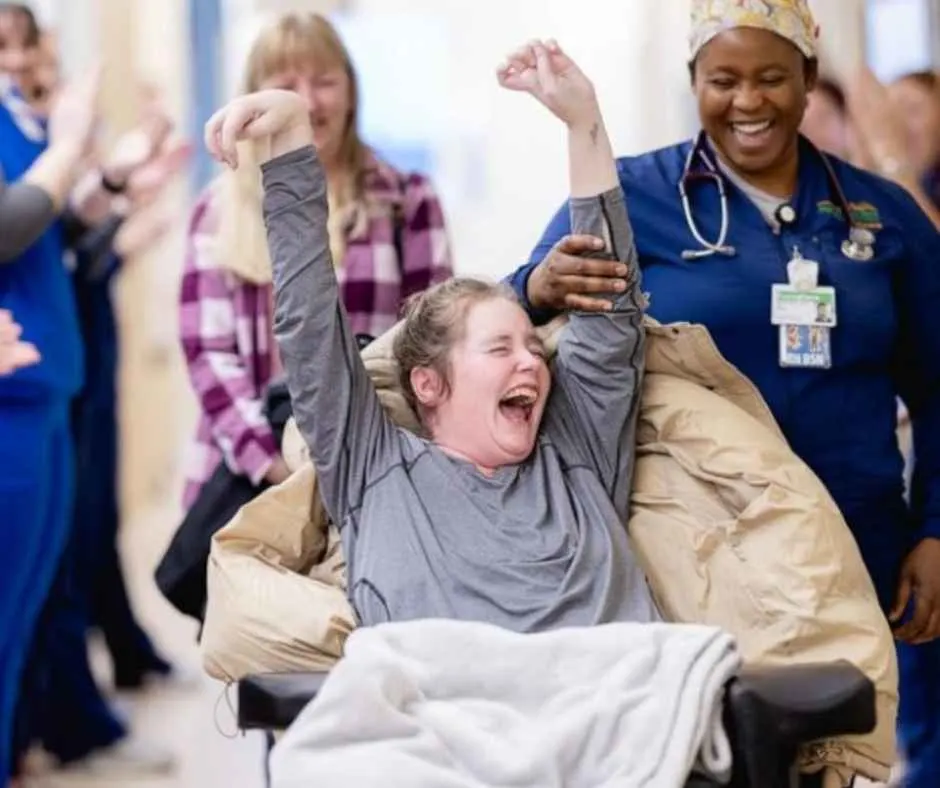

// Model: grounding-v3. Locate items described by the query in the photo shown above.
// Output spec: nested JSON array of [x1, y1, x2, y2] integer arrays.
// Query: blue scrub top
[[508, 136, 940, 608], [0, 100, 83, 401]]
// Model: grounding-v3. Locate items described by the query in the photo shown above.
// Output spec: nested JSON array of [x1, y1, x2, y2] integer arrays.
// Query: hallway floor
[[35, 503, 266, 788]]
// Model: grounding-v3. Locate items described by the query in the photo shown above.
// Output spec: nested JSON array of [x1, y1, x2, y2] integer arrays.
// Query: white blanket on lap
[[271, 620, 742, 788]]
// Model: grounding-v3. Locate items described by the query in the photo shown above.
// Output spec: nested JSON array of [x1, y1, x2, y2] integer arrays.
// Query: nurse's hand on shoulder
[[204, 89, 312, 170], [496, 39, 598, 129], [891, 537, 940, 645], [527, 236, 627, 312]]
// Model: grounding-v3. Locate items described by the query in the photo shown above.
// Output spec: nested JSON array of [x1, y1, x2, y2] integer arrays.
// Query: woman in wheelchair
[[206, 41, 887, 788], [204, 39, 661, 631]]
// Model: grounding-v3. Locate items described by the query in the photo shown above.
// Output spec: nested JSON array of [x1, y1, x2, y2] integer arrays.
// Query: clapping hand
[[47, 65, 102, 159]]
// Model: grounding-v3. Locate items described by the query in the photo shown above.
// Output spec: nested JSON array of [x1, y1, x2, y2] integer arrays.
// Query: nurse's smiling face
[[692, 27, 816, 196]]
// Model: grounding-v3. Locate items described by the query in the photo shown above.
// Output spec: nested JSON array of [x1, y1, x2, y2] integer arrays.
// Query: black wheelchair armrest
[[725, 660, 876, 788], [238, 672, 331, 731], [236, 660, 876, 788]]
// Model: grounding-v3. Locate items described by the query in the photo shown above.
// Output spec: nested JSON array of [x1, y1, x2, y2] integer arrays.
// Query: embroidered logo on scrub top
[[816, 200, 883, 230]]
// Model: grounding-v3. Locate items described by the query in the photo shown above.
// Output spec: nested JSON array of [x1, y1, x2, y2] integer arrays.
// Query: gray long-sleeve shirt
[[0, 164, 56, 262], [264, 145, 658, 630]]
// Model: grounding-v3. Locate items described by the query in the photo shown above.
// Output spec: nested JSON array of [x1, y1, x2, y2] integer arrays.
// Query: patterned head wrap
[[689, 0, 819, 62]]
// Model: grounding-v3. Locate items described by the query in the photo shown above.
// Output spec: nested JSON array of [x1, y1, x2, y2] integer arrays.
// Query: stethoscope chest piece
[[841, 227, 876, 262]]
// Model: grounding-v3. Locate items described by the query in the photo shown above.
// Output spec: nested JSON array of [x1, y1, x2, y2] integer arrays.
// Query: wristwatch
[[100, 172, 128, 194]]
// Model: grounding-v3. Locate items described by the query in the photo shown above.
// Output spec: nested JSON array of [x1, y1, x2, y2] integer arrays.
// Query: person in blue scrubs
[[1, 23, 185, 773], [506, 1, 940, 785], [2, 0, 190, 697], [0, 69, 99, 783], [10, 219, 176, 779]]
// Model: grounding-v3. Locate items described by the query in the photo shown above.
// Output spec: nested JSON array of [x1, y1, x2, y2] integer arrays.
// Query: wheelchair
[[230, 331, 879, 785], [235, 659, 876, 788]]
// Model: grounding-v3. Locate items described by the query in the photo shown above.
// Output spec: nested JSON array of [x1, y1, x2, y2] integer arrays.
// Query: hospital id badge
[[770, 285, 837, 327], [779, 325, 831, 369]]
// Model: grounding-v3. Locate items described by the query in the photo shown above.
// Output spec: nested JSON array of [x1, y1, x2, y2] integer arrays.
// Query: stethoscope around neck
[[678, 130, 876, 262]]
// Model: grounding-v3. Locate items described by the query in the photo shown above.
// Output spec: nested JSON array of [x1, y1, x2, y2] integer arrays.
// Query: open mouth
[[729, 119, 775, 146], [498, 385, 539, 424], [309, 115, 330, 133]]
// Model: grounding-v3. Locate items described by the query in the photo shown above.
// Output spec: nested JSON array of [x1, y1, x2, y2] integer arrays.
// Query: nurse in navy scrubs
[[506, 1, 940, 784]]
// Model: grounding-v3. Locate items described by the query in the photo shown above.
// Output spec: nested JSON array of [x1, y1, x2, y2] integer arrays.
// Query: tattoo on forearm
[[590, 122, 599, 146]]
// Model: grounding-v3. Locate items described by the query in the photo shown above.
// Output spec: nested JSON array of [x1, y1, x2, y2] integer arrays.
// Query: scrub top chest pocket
[[794, 228, 902, 371]]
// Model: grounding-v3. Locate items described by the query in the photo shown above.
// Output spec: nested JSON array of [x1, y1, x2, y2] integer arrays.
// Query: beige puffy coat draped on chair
[[200, 317, 898, 785]]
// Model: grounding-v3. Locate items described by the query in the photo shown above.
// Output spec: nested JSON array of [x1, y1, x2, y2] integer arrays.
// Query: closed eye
[[528, 343, 547, 360]]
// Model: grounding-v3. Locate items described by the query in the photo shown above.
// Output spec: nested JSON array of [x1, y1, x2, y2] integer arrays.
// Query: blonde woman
[[179, 12, 453, 508]]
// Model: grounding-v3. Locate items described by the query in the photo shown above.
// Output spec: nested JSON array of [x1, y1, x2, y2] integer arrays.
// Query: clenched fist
[[204, 89, 312, 169], [496, 39, 598, 130]]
